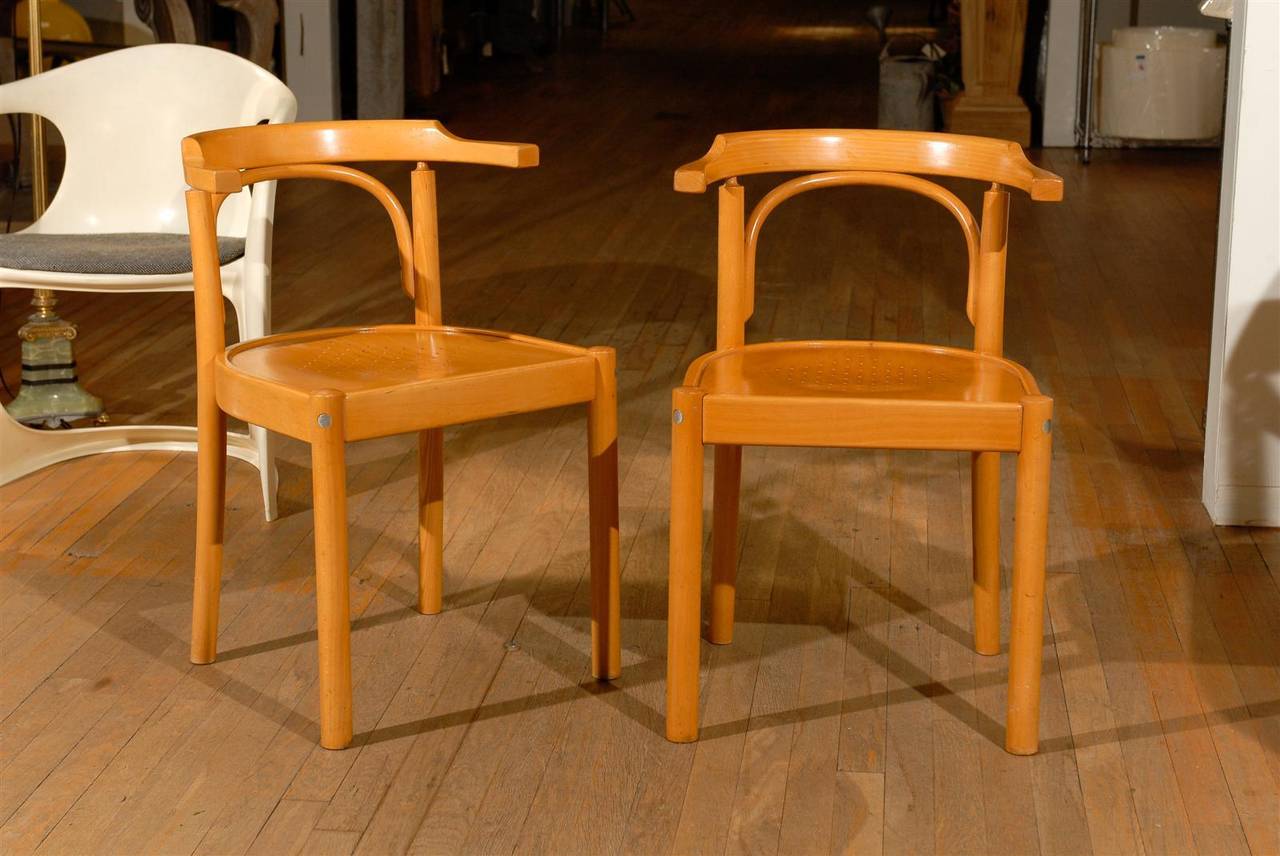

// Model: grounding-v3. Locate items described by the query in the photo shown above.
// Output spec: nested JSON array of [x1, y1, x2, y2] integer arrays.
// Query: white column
[[1041, 0, 1081, 147], [281, 0, 341, 121], [1203, 0, 1280, 527]]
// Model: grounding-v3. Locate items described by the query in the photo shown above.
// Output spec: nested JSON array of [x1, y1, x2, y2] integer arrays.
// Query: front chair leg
[[417, 427, 445, 615], [587, 347, 621, 680], [1005, 395, 1053, 755], [310, 391, 353, 750], [666, 387, 705, 742], [709, 444, 742, 645], [191, 387, 227, 665]]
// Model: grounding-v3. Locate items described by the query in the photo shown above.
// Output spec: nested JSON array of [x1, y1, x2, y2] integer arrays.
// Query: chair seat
[[0, 232, 245, 275], [216, 325, 597, 441], [685, 341, 1039, 451]]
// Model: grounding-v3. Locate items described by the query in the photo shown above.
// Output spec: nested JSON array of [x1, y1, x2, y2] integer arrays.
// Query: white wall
[[1203, 0, 1280, 527]]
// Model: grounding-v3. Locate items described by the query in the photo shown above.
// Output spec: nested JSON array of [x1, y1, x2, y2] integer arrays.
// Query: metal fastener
[[1043, 419, 1052, 434], [503, 639, 520, 652], [673, 409, 684, 424], [317, 413, 332, 428]]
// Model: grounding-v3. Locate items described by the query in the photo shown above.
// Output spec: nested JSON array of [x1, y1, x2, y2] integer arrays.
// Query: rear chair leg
[[587, 347, 621, 680], [709, 444, 741, 645], [972, 450, 1001, 656], [666, 387, 705, 742], [1005, 396, 1053, 755], [310, 391, 353, 750], [418, 427, 445, 615]]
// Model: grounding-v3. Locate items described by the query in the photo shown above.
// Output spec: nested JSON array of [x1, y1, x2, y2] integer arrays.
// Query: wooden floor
[[3, 2, 1278, 854]]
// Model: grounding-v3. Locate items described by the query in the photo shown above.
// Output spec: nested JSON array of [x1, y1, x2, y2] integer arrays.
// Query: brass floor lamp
[[5, 0, 104, 426]]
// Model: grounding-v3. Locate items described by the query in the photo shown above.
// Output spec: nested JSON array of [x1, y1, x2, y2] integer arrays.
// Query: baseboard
[[1206, 484, 1280, 527]]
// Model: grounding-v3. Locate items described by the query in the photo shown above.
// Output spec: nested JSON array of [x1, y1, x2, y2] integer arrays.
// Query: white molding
[[1207, 486, 1280, 529]]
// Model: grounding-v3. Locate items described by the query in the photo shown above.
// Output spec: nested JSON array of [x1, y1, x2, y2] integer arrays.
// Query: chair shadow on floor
[[32, 459, 1266, 754], [30, 431, 1273, 757], [301, 489, 1274, 754]]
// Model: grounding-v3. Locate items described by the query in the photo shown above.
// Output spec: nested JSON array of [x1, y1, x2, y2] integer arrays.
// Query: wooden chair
[[665, 130, 1063, 755], [182, 120, 621, 750]]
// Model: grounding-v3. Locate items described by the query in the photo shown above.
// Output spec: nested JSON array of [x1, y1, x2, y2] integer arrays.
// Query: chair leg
[[709, 444, 741, 645], [972, 450, 1001, 656], [1006, 396, 1053, 755], [310, 391, 353, 750], [666, 387, 705, 743], [587, 347, 621, 680], [230, 282, 279, 522], [251, 425, 279, 522], [417, 428, 445, 615], [191, 385, 227, 665]]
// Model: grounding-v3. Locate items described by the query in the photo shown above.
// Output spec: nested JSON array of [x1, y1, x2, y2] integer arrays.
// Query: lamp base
[[5, 311, 104, 427]]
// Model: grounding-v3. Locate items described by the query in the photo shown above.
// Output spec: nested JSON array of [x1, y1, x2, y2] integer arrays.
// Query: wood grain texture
[[182, 120, 621, 749], [0, 0, 1275, 852]]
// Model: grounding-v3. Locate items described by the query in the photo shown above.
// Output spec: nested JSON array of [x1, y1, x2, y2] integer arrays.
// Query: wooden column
[[948, 0, 1031, 145]]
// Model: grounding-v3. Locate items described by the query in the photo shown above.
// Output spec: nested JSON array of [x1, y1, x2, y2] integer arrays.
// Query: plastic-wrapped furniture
[[665, 129, 1064, 755], [182, 120, 621, 749], [0, 44, 296, 519]]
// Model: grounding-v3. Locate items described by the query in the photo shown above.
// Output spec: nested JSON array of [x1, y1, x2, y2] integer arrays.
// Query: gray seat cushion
[[0, 232, 245, 275]]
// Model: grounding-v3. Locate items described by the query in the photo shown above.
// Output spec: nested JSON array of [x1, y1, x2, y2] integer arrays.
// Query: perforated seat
[[686, 340, 1036, 403], [216, 325, 596, 441], [682, 340, 1039, 453]]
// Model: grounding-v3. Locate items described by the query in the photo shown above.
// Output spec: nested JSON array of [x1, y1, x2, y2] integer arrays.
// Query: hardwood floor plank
[[831, 771, 885, 856], [247, 799, 330, 856], [881, 452, 937, 856], [0, 2, 1271, 853]]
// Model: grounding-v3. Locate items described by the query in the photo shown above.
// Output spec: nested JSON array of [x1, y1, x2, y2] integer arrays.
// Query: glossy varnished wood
[[666, 128, 1064, 754], [0, 1, 1275, 852], [673, 129, 1062, 199], [216, 325, 597, 441], [183, 120, 620, 749]]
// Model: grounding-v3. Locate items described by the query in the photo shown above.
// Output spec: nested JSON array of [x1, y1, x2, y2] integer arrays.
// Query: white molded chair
[[0, 43, 295, 519]]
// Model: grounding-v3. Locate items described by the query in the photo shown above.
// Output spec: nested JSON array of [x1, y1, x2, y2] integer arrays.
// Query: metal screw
[[673, 409, 684, 424], [317, 413, 332, 428], [503, 639, 520, 652], [1043, 419, 1052, 434]]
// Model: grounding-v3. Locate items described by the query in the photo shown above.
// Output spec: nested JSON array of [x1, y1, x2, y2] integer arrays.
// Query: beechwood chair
[[183, 120, 621, 749], [665, 130, 1064, 755]]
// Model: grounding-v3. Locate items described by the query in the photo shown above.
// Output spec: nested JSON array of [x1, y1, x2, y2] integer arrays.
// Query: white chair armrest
[[0, 73, 60, 122]]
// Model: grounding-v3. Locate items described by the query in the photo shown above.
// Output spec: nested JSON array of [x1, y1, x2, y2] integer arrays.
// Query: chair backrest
[[182, 119, 538, 364], [0, 43, 296, 237], [674, 129, 1064, 356]]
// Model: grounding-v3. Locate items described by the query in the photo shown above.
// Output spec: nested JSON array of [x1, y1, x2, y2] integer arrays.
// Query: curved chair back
[[0, 43, 296, 237], [181, 120, 537, 362], [674, 129, 1063, 356]]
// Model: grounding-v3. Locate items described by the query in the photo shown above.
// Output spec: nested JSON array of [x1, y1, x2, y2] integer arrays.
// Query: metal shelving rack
[[1074, 0, 1230, 165]]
